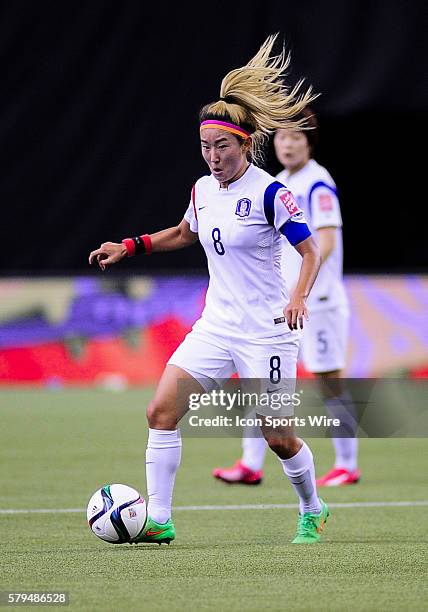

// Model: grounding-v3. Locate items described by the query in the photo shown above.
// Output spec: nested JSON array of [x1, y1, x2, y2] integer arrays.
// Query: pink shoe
[[316, 467, 361, 487], [212, 460, 263, 485]]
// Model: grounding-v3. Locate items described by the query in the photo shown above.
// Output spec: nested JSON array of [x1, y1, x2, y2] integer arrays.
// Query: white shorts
[[168, 327, 300, 417], [300, 305, 350, 373]]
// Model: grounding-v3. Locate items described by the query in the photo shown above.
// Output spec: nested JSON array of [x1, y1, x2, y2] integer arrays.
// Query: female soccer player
[[89, 35, 329, 544], [213, 108, 360, 487]]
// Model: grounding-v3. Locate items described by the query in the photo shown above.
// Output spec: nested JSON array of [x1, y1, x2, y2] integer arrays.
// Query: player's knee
[[265, 433, 300, 459], [146, 399, 177, 430]]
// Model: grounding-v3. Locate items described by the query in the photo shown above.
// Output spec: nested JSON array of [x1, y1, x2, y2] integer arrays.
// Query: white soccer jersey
[[277, 159, 348, 312], [184, 163, 308, 339]]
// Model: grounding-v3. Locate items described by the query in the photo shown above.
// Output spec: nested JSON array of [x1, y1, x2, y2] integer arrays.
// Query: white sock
[[241, 425, 267, 471], [279, 442, 321, 514], [333, 437, 358, 472], [146, 428, 182, 524], [324, 391, 359, 472]]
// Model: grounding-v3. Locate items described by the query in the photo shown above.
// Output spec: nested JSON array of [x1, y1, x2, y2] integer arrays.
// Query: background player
[[89, 36, 331, 544], [213, 108, 360, 487]]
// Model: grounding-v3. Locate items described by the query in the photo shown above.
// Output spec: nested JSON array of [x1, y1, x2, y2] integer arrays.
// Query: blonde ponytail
[[200, 34, 318, 165]]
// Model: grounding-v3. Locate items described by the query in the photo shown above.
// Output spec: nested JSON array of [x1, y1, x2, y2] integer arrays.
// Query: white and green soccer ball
[[87, 484, 147, 544]]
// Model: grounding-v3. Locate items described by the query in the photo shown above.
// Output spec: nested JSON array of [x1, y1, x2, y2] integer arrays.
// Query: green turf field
[[1, 389, 427, 611]]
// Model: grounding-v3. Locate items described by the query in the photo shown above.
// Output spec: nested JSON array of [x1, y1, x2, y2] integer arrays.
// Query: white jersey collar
[[214, 163, 254, 192]]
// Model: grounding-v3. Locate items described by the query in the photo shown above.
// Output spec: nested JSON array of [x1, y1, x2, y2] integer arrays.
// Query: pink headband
[[200, 120, 252, 139]]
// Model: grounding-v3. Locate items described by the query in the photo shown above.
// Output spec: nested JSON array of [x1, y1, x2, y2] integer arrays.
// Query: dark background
[[1, 0, 426, 274]]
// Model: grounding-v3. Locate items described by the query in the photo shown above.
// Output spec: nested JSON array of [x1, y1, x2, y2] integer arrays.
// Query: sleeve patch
[[279, 190, 299, 215], [319, 194, 333, 211]]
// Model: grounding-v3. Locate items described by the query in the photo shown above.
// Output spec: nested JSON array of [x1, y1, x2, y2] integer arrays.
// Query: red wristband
[[141, 234, 152, 255], [121, 234, 152, 256], [122, 238, 136, 257]]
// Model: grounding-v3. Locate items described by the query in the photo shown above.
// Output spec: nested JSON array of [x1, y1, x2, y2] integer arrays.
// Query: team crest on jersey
[[235, 198, 252, 218]]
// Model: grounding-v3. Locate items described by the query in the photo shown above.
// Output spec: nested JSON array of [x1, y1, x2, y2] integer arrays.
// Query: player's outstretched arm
[[284, 236, 321, 330], [149, 218, 198, 252], [89, 218, 198, 271]]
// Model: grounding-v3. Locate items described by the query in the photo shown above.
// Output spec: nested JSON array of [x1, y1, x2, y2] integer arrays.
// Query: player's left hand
[[284, 296, 308, 330]]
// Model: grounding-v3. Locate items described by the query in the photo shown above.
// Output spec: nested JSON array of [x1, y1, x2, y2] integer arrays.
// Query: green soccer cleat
[[132, 516, 175, 545], [292, 499, 329, 544]]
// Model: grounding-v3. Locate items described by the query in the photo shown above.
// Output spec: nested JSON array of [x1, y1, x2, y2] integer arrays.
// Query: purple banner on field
[[0, 275, 427, 377]]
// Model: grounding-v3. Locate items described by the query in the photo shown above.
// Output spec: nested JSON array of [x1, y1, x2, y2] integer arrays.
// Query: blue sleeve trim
[[308, 181, 337, 220], [263, 181, 286, 227], [280, 219, 312, 246]]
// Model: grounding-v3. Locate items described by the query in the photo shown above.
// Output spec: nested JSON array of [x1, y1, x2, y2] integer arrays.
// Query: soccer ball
[[87, 483, 147, 544]]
